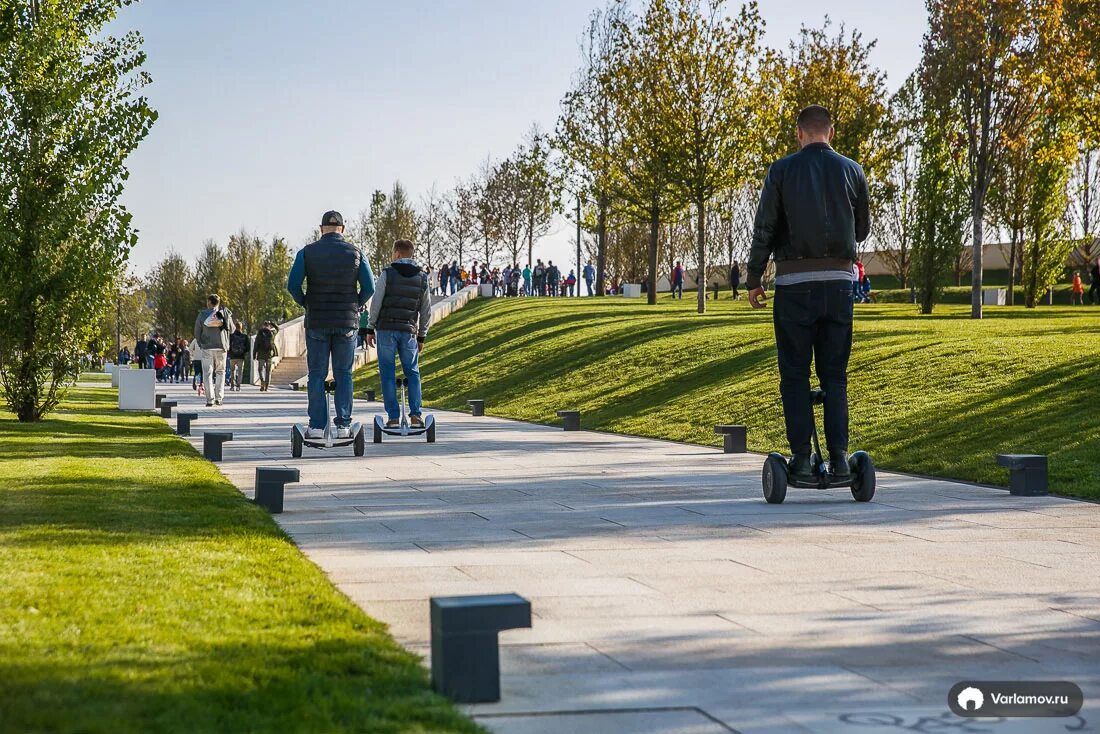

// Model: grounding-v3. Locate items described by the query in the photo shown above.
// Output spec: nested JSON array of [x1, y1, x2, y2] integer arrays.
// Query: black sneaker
[[206, 401, 214, 407], [829, 451, 851, 479], [788, 453, 816, 483]]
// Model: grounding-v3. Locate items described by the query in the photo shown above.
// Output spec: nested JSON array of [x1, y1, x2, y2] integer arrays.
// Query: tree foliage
[[0, 0, 156, 420]]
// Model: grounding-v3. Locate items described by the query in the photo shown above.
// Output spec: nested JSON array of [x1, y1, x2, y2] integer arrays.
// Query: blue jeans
[[585, 278, 593, 296], [376, 330, 422, 420], [673, 281, 683, 298], [306, 327, 356, 429]]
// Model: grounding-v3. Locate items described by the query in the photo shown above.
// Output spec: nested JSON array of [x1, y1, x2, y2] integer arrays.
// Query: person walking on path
[[288, 210, 375, 439], [672, 261, 685, 299], [583, 259, 595, 296], [227, 324, 249, 391], [118, 346, 131, 366], [189, 338, 205, 396], [523, 263, 532, 296], [438, 265, 449, 297], [747, 105, 870, 484], [363, 239, 432, 429], [193, 294, 235, 407], [565, 269, 577, 297], [1089, 258, 1100, 305], [730, 262, 741, 300], [1071, 272, 1085, 306], [178, 341, 191, 385], [253, 321, 279, 391]]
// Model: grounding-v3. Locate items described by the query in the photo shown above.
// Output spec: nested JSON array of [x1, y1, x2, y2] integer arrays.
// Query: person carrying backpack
[[227, 324, 250, 391], [253, 321, 279, 391], [193, 294, 235, 407]]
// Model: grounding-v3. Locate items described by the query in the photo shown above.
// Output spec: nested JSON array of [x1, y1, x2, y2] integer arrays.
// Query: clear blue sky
[[114, 0, 928, 275]]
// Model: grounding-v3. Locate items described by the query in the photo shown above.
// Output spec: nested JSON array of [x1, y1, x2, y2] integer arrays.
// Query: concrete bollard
[[154, 393, 167, 409], [160, 400, 178, 419], [714, 425, 747, 453], [366, 389, 376, 402], [254, 467, 300, 514], [430, 593, 532, 703], [995, 454, 1049, 496], [176, 412, 198, 436], [556, 410, 581, 431], [203, 431, 233, 462], [467, 399, 485, 417]]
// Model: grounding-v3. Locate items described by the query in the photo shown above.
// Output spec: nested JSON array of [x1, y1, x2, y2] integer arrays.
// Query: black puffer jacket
[[747, 142, 870, 289]]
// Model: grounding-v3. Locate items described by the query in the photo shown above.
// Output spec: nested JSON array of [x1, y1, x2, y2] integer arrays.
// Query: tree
[[910, 110, 970, 314], [222, 230, 264, 332], [97, 273, 152, 357], [487, 157, 527, 266], [471, 160, 503, 266], [193, 239, 226, 298], [878, 75, 922, 290], [0, 1, 156, 420], [640, 0, 765, 313], [418, 184, 446, 269], [1019, 120, 1077, 307], [260, 237, 299, 324], [606, 3, 684, 305], [146, 252, 196, 339], [556, 5, 626, 295], [922, 1, 1081, 318], [443, 180, 477, 267], [516, 125, 558, 267], [987, 131, 1031, 304]]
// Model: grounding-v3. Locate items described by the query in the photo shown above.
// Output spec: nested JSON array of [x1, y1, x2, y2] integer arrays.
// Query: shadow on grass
[[0, 635, 481, 734]]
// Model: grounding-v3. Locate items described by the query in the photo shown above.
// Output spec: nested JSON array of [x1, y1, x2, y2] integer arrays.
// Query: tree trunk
[[1025, 236, 1039, 308], [970, 190, 984, 319], [595, 202, 608, 297], [1007, 228, 1019, 306], [648, 205, 659, 306], [695, 200, 706, 314]]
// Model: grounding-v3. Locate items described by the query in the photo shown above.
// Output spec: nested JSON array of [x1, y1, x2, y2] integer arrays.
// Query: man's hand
[[748, 287, 768, 309], [417, 340, 424, 353], [366, 333, 375, 348]]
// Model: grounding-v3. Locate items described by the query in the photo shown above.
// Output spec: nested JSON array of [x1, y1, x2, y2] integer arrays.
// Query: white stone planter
[[118, 368, 155, 411], [623, 284, 642, 298]]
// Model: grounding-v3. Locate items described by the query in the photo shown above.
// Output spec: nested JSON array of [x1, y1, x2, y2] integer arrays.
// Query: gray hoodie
[[193, 306, 236, 351]]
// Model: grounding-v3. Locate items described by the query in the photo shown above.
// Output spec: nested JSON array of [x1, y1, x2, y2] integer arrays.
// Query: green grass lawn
[[78, 372, 111, 383], [359, 296, 1100, 500], [0, 387, 482, 734]]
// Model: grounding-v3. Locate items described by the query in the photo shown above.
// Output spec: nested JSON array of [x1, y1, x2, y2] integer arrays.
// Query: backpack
[[254, 329, 274, 356], [228, 332, 249, 358]]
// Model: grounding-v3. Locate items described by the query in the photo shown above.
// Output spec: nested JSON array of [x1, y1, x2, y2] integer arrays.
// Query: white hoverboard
[[292, 379, 365, 457], [374, 377, 436, 443]]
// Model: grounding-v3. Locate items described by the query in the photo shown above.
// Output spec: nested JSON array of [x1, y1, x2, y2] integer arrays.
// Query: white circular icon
[[957, 686, 984, 711]]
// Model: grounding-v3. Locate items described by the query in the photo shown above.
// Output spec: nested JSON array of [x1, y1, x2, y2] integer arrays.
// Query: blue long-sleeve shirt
[[287, 245, 375, 309]]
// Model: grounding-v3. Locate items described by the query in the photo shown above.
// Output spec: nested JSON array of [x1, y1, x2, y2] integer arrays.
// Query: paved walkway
[[160, 383, 1100, 733]]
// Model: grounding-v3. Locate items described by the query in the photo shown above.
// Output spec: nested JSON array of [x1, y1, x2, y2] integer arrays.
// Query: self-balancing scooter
[[291, 379, 365, 457], [373, 377, 436, 443], [761, 388, 875, 504]]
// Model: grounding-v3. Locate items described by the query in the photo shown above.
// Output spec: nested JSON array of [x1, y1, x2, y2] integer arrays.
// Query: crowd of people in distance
[[424, 258, 597, 298]]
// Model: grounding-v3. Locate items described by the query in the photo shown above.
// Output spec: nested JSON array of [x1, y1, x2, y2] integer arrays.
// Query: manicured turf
[[359, 296, 1100, 500], [0, 387, 481, 734]]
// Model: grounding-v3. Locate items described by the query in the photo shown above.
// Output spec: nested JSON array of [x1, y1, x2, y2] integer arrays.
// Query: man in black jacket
[[747, 105, 870, 482]]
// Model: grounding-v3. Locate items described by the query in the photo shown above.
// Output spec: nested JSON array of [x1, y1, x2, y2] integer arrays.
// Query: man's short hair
[[393, 239, 415, 257], [797, 105, 832, 135], [208, 294, 220, 305]]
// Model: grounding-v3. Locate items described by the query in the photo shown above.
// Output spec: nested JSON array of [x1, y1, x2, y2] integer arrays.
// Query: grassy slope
[[358, 297, 1100, 500], [0, 388, 481, 734]]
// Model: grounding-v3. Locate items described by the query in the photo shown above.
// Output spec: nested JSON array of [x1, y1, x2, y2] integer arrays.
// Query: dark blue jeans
[[306, 327, 356, 429], [773, 281, 853, 457]]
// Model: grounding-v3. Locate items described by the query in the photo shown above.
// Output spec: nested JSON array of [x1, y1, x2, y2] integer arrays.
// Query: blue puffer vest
[[302, 233, 361, 330]]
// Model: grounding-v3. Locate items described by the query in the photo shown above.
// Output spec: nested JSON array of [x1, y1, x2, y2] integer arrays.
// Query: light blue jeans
[[376, 330, 422, 420], [306, 327, 356, 429]]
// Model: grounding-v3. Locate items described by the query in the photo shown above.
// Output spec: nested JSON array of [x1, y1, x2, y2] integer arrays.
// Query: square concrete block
[[118, 369, 155, 410]]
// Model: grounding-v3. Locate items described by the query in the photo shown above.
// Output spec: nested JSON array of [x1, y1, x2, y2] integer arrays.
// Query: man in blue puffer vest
[[288, 211, 375, 439]]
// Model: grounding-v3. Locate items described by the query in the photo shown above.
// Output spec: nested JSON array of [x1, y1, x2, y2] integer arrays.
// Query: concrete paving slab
[[161, 383, 1100, 733]]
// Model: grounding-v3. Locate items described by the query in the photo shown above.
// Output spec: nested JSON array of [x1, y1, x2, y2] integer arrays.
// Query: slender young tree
[[0, 0, 156, 420], [556, 5, 626, 295], [418, 183, 446, 269], [921, 0, 1080, 318], [515, 126, 558, 267], [443, 179, 477, 267], [640, 0, 765, 313], [146, 252, 196, 340]]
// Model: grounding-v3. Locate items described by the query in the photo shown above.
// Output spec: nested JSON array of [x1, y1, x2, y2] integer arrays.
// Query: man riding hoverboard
[[747, 105, 875, 504], [286, 210, 375, 456]]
